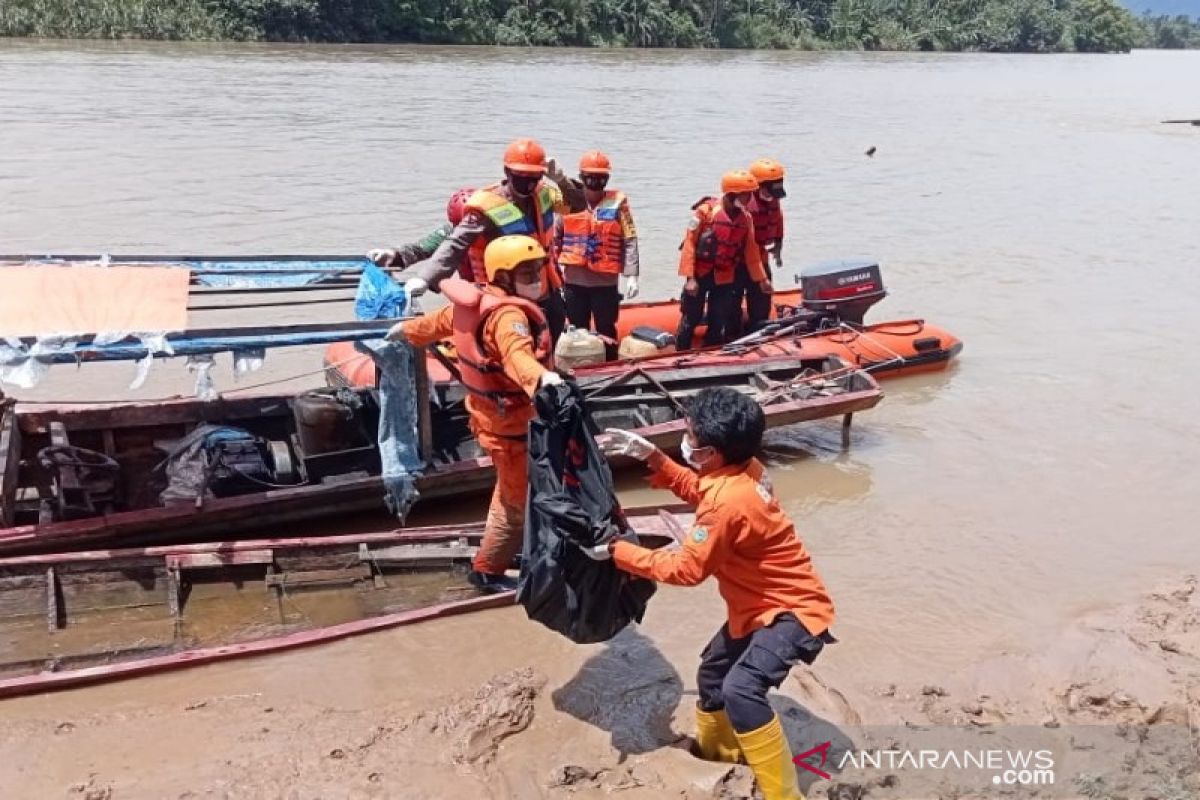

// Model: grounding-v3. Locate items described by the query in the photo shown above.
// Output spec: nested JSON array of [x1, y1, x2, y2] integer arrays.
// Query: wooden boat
[[0, 354, 881, 557], [0, 506, 690, 699]]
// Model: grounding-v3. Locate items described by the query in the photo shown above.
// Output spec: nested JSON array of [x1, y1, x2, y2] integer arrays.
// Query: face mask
[[582, 175, 608, 192], [515, 279, 543, 300], [681, 437, 712, 469], [767, 182, 787, 200], [509, 174, 541, 197]]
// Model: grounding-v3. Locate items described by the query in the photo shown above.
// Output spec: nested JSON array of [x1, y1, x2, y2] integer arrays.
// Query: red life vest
[[692, 196, 752, 286], [442, 278, 552, 413], [747, 194, 784, 248], [462, 183, 561, 290], [558, 190, 627, 275]]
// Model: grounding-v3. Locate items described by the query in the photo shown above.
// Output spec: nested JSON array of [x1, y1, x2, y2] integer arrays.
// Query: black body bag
[[517, 382, 657, 644]]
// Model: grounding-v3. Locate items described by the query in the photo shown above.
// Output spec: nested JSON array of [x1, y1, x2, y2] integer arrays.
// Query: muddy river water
[[1, 41, 1199, 798]]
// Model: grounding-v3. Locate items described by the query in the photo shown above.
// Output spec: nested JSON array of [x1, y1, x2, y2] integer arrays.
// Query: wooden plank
[[413, 350, 434, 467], [265, 566, 370, 589], [46, 566, 61, 632], [362, 544, 477, 566], [17, 393, 298, 435], [166, 550, 273, 570], [166, 561, 181, 618], [0, 592, 514, 699], [0, 402, 20, 527]]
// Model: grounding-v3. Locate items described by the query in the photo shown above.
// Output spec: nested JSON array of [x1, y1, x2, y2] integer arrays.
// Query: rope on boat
[[17, 353, 365, 405]]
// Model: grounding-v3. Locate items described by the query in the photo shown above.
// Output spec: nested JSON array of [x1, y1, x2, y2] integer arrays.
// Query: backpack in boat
[[518, 382, 657, 644]]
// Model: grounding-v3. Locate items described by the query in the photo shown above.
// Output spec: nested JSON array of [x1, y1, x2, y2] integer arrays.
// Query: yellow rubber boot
[[733, 714, 804, 800], [694, 708, 743, 763]]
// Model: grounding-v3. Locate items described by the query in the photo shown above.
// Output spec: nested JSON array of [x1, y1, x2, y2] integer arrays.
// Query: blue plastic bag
[[354, 263, 407, 321]]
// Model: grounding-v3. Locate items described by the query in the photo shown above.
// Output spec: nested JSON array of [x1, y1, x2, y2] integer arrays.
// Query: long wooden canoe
[[0, 505, 690, 699], [0, 355, 880, 556]]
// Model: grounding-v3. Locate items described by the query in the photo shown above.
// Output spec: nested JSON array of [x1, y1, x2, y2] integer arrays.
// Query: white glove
[[404, 277, 428, 298], [385, 322, 407, 343], [540, 371, 565, 388], [575, 542, 612, 561], [368, 248, 396, 267], [599, 428, 656, 461], [624, 276, 639, 299]]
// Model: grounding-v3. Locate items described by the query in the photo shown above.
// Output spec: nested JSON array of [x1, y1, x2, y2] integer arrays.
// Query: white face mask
[[681, 437, 712, 469], [515, 280, 543, 300]]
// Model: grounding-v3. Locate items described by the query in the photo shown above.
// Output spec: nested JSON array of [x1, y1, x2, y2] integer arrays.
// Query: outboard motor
[[799, 258, 887, 326]]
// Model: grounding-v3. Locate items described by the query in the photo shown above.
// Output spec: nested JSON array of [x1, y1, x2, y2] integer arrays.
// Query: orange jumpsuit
[[613, 454, 834, 638], [400, 291, 548, 575]]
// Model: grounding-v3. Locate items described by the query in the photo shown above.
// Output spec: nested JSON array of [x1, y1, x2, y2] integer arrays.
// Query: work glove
[[572, 524, 637, 561], [404, 276, 428, 298], [624, 276, 639, 299], [599, 428, 656, 461], [385, 322, 407, 343], [546, 156, 567, 184], [772, 250, 784, 270], [576, 541, 613, 561], [367, 248, 396, 267], [683, 278, 700, 296], [540, 371, 565, 388]]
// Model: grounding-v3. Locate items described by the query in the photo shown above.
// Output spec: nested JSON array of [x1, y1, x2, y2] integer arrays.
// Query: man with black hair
[[595, 387, 834, 800]]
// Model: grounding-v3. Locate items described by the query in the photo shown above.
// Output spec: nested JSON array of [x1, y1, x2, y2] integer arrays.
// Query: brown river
[[1, 41, 1200, 798]]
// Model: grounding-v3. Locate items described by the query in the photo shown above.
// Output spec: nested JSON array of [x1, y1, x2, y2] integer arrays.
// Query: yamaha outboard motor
[[800, 258, 887, 326]]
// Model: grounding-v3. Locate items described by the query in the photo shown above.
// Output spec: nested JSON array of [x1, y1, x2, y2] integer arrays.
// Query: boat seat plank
[[166, 550, 274, 570]]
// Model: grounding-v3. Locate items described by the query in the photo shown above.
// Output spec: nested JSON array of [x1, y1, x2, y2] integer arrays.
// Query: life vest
[[442, 278, 552, 413], [747, 194, 783, 247], [691, 197, 752, 285], [558, 191, 626, 276], [463, 184, 560, 288]]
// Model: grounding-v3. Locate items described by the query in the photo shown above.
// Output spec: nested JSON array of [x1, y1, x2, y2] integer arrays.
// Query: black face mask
[[507, 171, 541, 198], [765, 181, 787, 200], [582, 175, 609, 192]]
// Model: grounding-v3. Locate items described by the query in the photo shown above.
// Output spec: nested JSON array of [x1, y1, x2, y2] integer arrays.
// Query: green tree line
[[1, 0, 1195, 52]]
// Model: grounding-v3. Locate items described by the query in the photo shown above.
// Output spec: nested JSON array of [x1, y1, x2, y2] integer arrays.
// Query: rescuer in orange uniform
[[676, 171, 772, 350], [555, 150, 640, 358], [593, 387, 835, 800], [407, 138, 583, 344], [388, 235, 564, 592], [735, 158, 788, 337]]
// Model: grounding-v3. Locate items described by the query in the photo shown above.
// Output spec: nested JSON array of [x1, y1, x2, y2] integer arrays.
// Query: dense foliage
[[1, 0, 1193, 52]]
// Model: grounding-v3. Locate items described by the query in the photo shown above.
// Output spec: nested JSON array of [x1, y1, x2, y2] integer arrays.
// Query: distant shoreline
[[2, 0, 1195, 53]]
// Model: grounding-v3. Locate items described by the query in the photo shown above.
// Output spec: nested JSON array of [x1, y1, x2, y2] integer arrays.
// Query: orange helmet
[[749, 158, 786, 182], [503, 138, 547, 175], [579, 150, 612, 175], [721, 170, 759, 194]]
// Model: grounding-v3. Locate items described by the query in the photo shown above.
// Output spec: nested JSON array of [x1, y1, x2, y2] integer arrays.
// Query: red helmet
[[446, 187, 475, 226]]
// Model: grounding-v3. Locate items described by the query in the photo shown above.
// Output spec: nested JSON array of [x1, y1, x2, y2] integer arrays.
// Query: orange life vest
[[463, 184, 561, 290], [747, 194, 783, 248], [442, 278, 552, 413], [558, 190, 627, 276], [692, 197, 752, 286]]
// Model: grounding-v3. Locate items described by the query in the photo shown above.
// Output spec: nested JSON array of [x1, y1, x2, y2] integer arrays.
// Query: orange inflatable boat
[[325, 260, 962, 389]]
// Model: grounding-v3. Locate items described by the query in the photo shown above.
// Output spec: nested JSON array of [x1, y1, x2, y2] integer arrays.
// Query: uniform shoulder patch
[[690, 526, 709, 544], [512, 321, 530, 337], [687, 214, 701, 231]]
